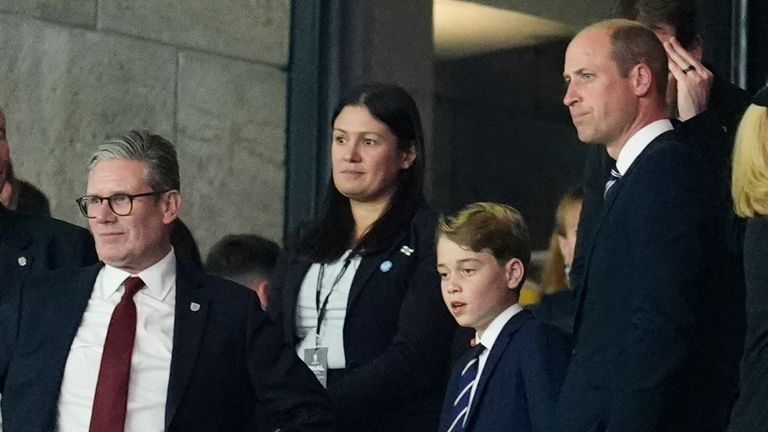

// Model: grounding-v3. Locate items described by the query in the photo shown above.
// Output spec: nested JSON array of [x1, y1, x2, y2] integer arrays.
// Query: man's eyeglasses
[[75, 190, 170, 218]]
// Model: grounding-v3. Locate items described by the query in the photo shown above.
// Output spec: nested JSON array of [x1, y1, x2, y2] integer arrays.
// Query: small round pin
[[379, 260, 393, 272], [17, 256, 28, 267]]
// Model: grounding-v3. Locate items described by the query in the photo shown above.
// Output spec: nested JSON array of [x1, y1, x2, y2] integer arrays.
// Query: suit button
[[571, 349, 577, 356]]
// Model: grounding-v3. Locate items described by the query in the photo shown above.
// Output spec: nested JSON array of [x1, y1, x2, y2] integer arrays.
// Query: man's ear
[[504, 258, 525, 290], [161, 191, 182, 224], [632, 63, 654, 97]]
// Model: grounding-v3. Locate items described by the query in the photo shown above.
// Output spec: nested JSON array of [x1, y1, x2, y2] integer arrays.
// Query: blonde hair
[[539, 190, 583, 296], [437, 202, 530, 288], [732, 103, 768, 217]]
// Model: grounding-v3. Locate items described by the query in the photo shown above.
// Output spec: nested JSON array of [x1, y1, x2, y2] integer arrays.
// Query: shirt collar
[[100, 248, 177, 302], [476, 303, 524, 351], [615, 119, 674, 176]]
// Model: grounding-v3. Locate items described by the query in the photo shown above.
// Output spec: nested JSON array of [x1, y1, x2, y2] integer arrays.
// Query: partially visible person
[[727, 84, 768, 432], [0, 108, 96, 288], [0, 129, 336, 431], [0, 108, 50, 215], [0, 205, 97, 290], [269, 83, 455, 431], [436, 202, 568, 432], [557, 19, 723, 432], [206, 233, 279, 309], [532, 187, 583, 334]]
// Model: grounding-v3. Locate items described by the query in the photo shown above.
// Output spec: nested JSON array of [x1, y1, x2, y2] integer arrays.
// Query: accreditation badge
[[303, 347, 329, 387]]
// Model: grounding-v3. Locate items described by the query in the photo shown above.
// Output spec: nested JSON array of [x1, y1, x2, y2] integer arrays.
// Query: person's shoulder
[[641, 129, 708, 173], [18, 211, 90, 238]]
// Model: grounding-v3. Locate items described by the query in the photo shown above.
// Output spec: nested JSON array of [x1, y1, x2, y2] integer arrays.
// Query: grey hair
[[88, 129, 180, 192]]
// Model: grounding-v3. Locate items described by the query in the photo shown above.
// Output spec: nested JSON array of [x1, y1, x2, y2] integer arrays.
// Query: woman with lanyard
[[268, 83, 455, 431]]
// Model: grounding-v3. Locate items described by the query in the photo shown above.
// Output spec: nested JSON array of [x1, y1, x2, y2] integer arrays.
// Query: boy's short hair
[[438, 202, 531, 284]]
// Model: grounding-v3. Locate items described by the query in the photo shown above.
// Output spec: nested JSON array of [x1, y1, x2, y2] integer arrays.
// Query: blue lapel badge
[[379, 260, 393, 272]]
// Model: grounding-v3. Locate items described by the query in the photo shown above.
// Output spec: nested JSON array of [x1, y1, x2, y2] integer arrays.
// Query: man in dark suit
[[0, 108, 97, 286], [579, 3, 751, 428], [556, 20, 722, 432], [0, 130, 335, 431], [0, 204, 97, 287]]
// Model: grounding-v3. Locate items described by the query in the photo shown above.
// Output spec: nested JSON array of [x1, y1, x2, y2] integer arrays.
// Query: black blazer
[[439, 309, 569, 432], [269, 206, 456, 431], [0, 262, 336, 432], [728, 217, 768, 432], [0, 205, 97, 288], [558, 130, 724, 432]]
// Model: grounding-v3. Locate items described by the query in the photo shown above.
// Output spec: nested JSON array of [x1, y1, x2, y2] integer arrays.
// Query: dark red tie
[[89, 276, 145, 432]]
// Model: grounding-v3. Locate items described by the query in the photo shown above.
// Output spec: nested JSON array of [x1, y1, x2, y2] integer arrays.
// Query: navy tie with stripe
[[446, 344, 485, 432], [604, 164, 622, 199]]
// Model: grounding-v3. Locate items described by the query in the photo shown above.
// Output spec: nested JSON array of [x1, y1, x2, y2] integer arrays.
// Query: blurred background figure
[[268, 82, 455, 432], [727, 83, 768, 432], [532, 186, 582, 335], [0, 107, 50, 215], [206, 233, 279, 310]]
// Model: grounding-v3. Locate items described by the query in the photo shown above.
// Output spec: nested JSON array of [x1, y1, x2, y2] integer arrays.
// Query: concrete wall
[[0, 0, 289, 255]]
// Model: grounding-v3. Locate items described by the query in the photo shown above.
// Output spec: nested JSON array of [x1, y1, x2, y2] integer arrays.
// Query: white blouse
[[295, 250, 361, 368]]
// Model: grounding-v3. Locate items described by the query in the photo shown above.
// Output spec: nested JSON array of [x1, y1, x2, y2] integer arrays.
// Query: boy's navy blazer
[[439, 309, 569, 432], [0, 262, 336, 432]]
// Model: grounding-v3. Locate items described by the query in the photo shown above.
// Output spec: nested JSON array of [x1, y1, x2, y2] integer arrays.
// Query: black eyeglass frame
[[75, 190, 171, 218]]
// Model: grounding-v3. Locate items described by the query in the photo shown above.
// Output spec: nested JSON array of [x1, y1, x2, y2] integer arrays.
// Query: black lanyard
[[314, 255, 352, 346]]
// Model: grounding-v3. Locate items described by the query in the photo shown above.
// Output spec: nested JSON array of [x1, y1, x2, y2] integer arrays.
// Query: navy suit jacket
[[559, 129, 724, 432], [269, 206, 456, 431], [439, 309, 569, 432], [0, 262, 336, 432], [0, 205, 97, 288]]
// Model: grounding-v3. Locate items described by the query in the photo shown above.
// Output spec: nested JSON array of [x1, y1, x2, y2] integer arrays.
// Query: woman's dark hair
[[295, 82, 426, 262]]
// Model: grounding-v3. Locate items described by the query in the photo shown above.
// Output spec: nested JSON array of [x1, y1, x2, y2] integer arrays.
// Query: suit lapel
[[466, 311, 531, 427], [164, 267, 210, 430], [347, 231, 407, 310]]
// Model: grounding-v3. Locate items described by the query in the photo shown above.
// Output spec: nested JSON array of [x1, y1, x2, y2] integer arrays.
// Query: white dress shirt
[[468, 303, 524, 415], [614, 119, 674, 176], [57, 250, 177, 432], [296, 250, 361, 369]]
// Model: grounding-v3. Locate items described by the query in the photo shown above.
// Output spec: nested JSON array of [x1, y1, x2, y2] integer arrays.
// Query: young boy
[[436, 202, 569, 432]]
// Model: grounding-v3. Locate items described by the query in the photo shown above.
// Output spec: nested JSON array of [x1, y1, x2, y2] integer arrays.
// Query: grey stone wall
[[0, 0, 289, 255]]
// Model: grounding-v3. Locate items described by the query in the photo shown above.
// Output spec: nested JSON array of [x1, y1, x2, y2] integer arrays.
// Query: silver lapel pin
[[17, 256, 28, 267], [399, 245, 414, 256], [190, 302, 201, 312]]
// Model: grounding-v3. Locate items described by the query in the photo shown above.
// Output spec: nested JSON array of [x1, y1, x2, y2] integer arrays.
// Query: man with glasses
[[0, 130, 336, 431]]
